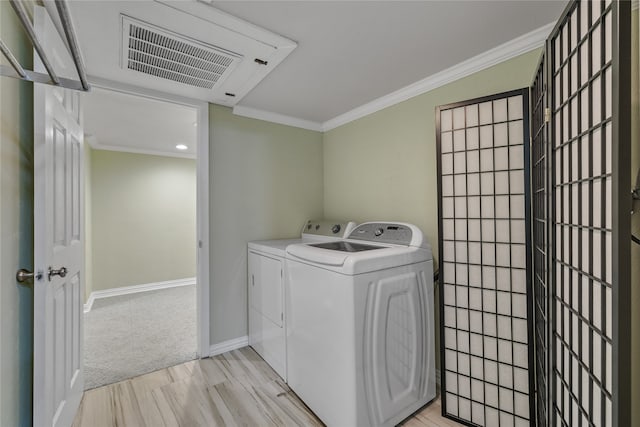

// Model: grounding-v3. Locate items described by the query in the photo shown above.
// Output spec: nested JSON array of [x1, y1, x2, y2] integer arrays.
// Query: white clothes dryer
[[247, 220, 356, 380], [285, 222, 436, 427]]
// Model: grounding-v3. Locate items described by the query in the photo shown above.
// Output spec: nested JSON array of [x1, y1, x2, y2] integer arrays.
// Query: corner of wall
[[208, 105, 324, 346]]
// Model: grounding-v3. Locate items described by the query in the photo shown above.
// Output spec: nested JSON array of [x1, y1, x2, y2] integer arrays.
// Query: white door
[[33, 6, 84, 427]]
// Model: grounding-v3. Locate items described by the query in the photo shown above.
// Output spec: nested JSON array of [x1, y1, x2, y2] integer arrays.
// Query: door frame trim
[[85, 76, 210, 357]]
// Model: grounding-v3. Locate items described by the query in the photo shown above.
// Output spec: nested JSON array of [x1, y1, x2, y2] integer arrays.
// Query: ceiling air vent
[[121, 15, 242, 90]]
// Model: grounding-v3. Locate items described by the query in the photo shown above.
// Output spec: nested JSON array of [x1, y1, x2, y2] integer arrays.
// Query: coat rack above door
[[0, 0, 90, 92]]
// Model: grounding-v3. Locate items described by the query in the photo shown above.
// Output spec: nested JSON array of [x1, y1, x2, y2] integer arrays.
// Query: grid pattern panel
[[438, 90, 533, 427], [550, 1, 613, 426], [531, 53, 549, 427]]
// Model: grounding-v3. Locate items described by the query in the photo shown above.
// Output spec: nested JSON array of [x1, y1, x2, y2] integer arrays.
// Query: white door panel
[[248, 251, 283, 327], [33, 5, 84, 427], [248, 250, 286, 379]]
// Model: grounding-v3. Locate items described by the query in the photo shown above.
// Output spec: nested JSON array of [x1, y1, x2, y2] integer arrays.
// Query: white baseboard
[[84, 277, 196, 313], [208, 336, 249, 358]]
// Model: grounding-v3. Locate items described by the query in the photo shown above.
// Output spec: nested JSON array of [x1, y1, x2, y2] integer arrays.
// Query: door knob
[[16, 269, 42, 283], [48, 266, 67, 281]]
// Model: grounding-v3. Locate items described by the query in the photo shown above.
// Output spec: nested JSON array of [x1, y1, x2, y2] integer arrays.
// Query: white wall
[[90, 149, 197, 293]]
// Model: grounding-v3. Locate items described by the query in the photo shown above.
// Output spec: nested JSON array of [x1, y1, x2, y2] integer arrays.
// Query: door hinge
[[281, 312, 283, 322], [544, 107, 551, 123]]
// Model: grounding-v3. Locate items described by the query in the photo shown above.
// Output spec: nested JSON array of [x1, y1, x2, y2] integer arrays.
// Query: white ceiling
[[70, 1, 566, 152], [83, 88, 198, 158], [212, 1, 565, 124]]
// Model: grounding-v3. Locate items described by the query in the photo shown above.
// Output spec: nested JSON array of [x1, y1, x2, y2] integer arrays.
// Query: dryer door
[[248, 251, 283, 327]]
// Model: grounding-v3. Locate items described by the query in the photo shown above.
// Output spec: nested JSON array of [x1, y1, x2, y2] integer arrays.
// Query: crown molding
[[233, 105, 324, 132], [229, 21, 555, 132], [86, 136, 197, 159], [322, 21, 554, 132]]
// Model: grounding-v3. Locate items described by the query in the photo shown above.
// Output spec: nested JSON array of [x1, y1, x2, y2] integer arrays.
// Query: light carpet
[[84, 284, 196, 390]]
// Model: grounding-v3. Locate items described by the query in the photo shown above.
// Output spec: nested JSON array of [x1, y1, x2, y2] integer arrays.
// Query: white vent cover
[[121, 15, 242, 90]]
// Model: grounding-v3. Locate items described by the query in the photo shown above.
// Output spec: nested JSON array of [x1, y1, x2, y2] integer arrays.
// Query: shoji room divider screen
[[437, 90, 535, 427], [437, 1, 631, 426], [531, 53, 549, 427], [534, 1, 631, 426]]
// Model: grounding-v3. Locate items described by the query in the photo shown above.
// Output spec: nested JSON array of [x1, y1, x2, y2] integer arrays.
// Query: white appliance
[[285, 222, 436, 427], [247, 219, 356, 380]]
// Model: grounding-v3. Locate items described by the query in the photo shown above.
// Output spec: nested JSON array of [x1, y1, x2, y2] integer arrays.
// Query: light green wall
[[323, 49, 542, 374], [209, 104, 324, 345], [324, 49, 542, 263], [90, 150, 197, 292], [0, 2, 33, 426]]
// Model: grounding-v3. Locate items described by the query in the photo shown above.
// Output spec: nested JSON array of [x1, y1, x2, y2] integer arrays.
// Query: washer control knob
[[315, 224, 320, 230], [331, 224, 341, 234], [375, 227, 384, 237], [307, 224, 312, 230]]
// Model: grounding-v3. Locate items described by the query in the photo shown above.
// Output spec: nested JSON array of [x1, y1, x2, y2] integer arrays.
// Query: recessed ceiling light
[[176, 144, 188, 150]]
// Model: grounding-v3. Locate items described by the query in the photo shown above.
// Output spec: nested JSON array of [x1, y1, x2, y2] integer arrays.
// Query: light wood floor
[[73, 346, 461, 427]]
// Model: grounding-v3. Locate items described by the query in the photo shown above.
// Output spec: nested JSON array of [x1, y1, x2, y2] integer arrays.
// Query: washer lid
[[286, 244, 350, 266], [308, 241, 382, 253], [286, 243, 432, 274]]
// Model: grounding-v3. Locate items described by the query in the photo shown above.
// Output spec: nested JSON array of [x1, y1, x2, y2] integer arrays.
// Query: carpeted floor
[[84, 284, 197, 390]]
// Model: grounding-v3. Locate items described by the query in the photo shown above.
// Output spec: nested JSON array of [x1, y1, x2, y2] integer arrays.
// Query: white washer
[[285, 222, 436, 427], [247, 220, 356, 381]]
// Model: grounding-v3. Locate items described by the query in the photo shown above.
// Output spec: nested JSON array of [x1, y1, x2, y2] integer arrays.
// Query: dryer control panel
[[300, 220, 356, 238], [348, 222, 427, 248]]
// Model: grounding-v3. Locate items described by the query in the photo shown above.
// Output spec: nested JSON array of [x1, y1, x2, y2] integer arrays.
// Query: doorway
[[80, 85, 210, 389]]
